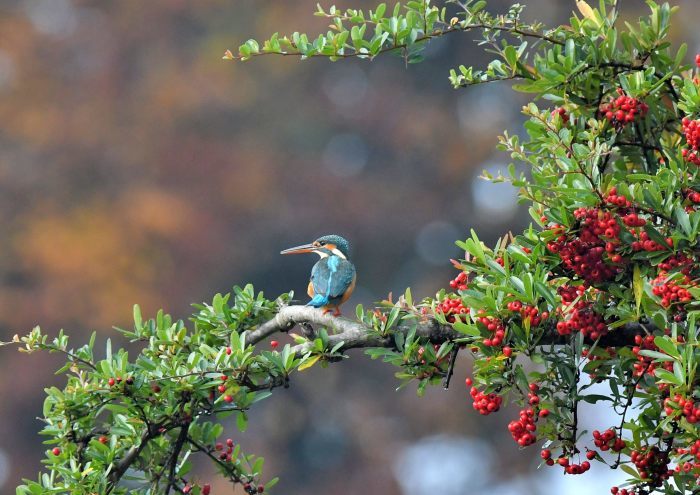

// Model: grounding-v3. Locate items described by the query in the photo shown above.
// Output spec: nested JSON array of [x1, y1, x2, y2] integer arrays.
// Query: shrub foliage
[[9, 1, 700, 494]]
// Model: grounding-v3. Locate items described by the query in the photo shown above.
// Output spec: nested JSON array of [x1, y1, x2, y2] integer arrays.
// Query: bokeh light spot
[[322, 133, 369, 178], [415, 221, 461, 265], [471, 164, 518, 220]]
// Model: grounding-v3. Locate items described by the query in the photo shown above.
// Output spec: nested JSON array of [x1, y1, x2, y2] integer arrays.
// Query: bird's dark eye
[[319, 241, 326, 246]]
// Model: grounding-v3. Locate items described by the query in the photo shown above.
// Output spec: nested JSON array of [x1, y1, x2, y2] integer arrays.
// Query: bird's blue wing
[[328, 259, 355, 298], [309, 256, 355, 307]]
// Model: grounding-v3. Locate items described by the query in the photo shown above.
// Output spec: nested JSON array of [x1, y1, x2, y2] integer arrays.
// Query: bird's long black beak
[[280, 243, 316, 255]]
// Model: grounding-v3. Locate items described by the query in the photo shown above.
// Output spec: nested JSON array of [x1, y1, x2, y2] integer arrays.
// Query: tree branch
[[228, 20, 563, 63], [108, 427, 154, 489], [248, 306, 655, 355]]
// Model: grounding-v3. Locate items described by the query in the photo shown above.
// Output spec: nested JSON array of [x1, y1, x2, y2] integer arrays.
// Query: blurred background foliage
[[0, 0, 698, 493]]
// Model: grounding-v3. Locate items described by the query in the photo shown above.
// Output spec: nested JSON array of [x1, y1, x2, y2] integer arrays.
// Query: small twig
[[227, 19, 563, 63], [34, 343, 98, 371], [165, 425, 190, 495], [442, 346, 460, 389], [611, 363, 651, 469]]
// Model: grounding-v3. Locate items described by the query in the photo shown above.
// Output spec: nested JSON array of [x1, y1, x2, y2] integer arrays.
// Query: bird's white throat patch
[[314, 248, 346, 260]]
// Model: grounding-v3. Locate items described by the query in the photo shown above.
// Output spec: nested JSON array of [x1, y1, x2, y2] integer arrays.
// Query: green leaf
[[298, 355, 321, 371], [638, 350, 676, 362], [655, 368, 683, 386], [133, 304, 142, 329], [534, 281, 557, 309], [653, 336, 681, 359], [236, 411, 248, 432], [452, 321, 480, 336], [675, 205, 692, 237], [633, 264, 643, 317]]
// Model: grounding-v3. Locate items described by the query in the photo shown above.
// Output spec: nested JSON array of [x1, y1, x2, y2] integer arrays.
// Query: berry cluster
[[470, 386, 502, 415], [610, 487, 636, 495], [559, 457, 591, 475], [210, 437, 266, 493], [685, 189, 700, 207], [507, 300, 547, 327], [449, 271, 468, 290], [658, 253, 694, 274], [652, 272, 693, 310], [675, 440, 700, 477], [630, 230, 671, 252], [682, 118, 700, 166], [217, 375, 236, 404], [663, 394, 700, 424], [630, 446, 672, 487], [527, 382, 541, 407], [508, 408, 537, 447], [632, 334, 673, 379], [547, 207, 621, 283], [600, 89, 648, 129], [541, 451, 591, 475], [436, 296, 469, 323], [592, 428, 626, 452], [557, 303, 608, 339], [215, 437, 237, 462], [107, 376, 133, 387], [546, 188, 673, 285], [475, 314, 505, 347], [183, 484, 211, 494]]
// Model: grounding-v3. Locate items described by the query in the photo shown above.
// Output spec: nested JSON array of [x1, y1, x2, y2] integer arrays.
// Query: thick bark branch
[[108, 428, 153, 488], [247, 306, 654, 354]]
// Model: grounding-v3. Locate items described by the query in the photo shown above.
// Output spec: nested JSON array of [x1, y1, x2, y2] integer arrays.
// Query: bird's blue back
[[308, 255, 355, 307]]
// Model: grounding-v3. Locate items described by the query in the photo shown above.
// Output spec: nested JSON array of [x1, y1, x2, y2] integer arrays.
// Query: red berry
[[226, 438, 234, 447], [539, 409, 550, 418], [503, 346, 513, 358], [465, 377, 473, 386], [226, 346, 232, 355], [98, 435, 108, 444], [203, 484, 211, 495], [257, 486, 265, 493], [223, 395, 234, 403], [470, 387, 502, 415], [52, 447, 61, 456], [270, 340, 279, 349], [108, 378, 115, 387]]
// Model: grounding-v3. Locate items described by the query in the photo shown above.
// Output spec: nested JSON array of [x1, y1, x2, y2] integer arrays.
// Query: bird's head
[[280, 234, 351, 259]]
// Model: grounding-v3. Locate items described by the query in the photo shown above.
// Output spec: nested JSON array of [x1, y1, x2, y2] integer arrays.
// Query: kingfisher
[[280, 234, 356, 316]]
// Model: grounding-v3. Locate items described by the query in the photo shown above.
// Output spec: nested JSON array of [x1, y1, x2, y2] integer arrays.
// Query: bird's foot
[[321, 307, 342, 317]]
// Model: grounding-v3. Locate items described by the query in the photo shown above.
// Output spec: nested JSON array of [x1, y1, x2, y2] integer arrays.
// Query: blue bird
[[280, 234, 356, 316]]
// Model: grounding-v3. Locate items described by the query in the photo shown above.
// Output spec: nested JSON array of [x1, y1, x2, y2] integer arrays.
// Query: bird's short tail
[[307, 294, 329, 308]]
